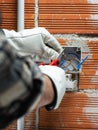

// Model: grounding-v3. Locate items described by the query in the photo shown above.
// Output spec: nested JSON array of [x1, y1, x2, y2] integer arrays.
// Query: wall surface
[[1, 0, 98, 130]]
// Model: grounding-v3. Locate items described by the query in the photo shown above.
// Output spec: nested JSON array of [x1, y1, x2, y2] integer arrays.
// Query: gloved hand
[[40, 65, 66, 109], [0, 40, 44, 129], [3, 27, 63, 60], [40, 65, 77, 110]]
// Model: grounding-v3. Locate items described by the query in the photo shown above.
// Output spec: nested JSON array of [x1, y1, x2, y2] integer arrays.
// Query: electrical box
[[58, 47, 81, 91]]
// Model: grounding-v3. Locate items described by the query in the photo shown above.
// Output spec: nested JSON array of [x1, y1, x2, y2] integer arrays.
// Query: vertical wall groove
[[34, 0, 38, 27]]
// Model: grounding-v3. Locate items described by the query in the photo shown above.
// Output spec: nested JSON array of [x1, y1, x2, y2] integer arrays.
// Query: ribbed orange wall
[[0, 0, 17, 30], [40, 92, 98, 130], [0, 0, 98, 130], [39, 0, 98, 34]]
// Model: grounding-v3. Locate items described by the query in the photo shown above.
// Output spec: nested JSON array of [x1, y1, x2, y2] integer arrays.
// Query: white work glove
[[39, 65, 66, 109], [39, 65, 77, 109], [3, 27, 63, 60]]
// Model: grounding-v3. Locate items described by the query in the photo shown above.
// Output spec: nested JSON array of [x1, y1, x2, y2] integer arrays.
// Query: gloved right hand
[[0, 40, 44, 129], [39, 65, 77, 110]]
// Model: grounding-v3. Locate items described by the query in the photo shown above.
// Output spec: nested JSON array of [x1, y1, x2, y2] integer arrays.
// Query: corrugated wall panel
[[0, 0, 17, 30], [25, 0, 35, 29], [39, 92, 98, 130], [39, 0, 98, 34], [79, 40, 98, 89]]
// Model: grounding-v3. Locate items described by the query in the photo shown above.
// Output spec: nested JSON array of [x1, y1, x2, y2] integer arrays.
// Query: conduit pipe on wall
[[17, 0, 24, 31], [17, 0, 25, 130]]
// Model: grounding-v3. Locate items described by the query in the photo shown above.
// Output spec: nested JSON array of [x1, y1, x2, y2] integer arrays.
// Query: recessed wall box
[[58, 47, 81, 91]]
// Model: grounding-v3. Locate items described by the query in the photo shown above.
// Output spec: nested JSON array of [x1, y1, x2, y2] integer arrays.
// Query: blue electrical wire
[[59, 59, 66, 67], [77, 55, 89, 69]]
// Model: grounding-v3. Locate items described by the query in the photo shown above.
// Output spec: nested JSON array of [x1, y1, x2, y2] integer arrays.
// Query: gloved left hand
[[3, 27, 63, 60], [0, 40, 44, 129]]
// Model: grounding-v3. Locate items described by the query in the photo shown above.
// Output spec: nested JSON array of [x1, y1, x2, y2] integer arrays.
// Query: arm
[[0, 40, 64, 129], [0, 40, 77, 129]]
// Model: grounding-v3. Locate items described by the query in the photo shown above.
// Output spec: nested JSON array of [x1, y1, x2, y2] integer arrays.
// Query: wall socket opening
[[58, 47, 81, 92]]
